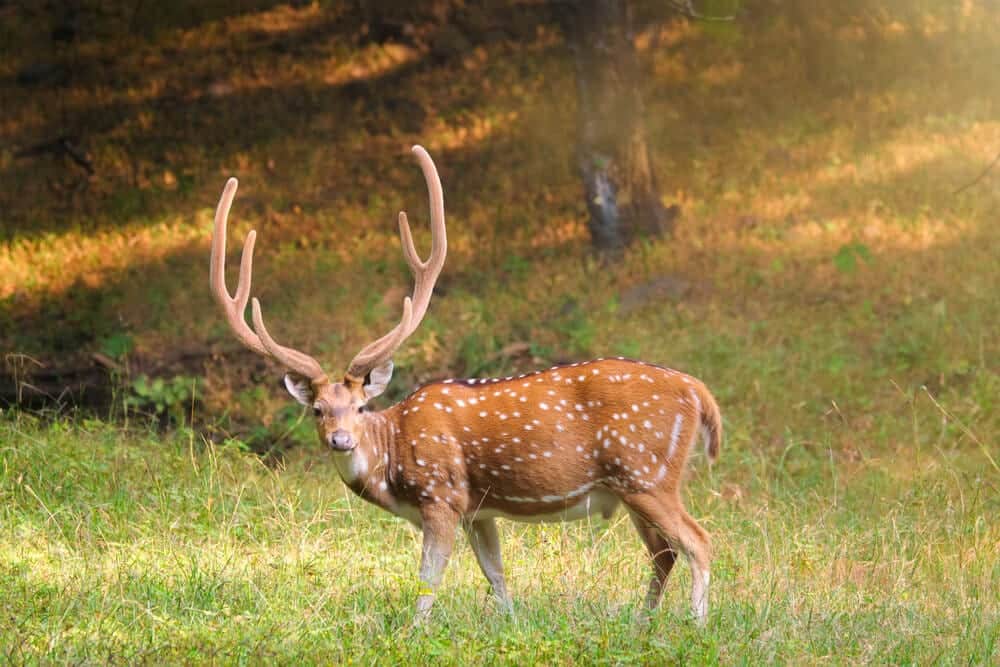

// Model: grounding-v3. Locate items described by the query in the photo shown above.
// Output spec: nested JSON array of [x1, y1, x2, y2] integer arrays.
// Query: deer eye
[[312, 407, 322, 417]]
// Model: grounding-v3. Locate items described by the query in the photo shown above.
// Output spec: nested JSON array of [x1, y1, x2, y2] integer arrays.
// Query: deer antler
[[345, 145, 447, 382], [210, 177, 329, 386], [250, 298, 328, 385]]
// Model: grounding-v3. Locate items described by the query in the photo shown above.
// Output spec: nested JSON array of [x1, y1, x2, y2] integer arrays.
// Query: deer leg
[[628, 511, 678, 610], [622, 493, 712, 625], [463, 517, 513, 613], [678, 508, 713, 624], [415, 504, 459, 622]]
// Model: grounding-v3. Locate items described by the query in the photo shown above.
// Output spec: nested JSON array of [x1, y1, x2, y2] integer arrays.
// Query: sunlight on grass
[[425, 108, 522, 153], [322, 42, 422, 87], [1, 411, 996, 662], [0, 218, 207, 299], [216, 3, 325, 39]]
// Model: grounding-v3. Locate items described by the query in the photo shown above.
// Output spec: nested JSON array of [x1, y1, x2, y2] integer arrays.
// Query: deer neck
[[330, 408, 398, 510]]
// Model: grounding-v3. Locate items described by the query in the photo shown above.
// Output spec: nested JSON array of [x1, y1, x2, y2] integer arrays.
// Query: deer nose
[[329, 429, 354, 451]]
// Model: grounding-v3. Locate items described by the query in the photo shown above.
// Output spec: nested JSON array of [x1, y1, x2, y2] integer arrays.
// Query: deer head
[[210, 145, 445, 452]]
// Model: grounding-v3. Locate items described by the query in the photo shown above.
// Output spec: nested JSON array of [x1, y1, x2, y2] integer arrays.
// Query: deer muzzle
[[328, 429, 355, 451]]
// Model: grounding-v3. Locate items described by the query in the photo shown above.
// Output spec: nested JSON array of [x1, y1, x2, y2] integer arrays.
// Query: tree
[[557, 0, 678, 254]]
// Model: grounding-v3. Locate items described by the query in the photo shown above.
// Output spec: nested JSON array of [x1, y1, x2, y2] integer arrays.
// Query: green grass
[[2, 387, 997, 663]]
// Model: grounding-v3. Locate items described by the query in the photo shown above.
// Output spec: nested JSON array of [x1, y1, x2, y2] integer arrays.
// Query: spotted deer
[[210, 145, 723, 624]]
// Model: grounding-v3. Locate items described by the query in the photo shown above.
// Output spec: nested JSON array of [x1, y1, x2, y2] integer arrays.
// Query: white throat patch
[[332, 447, 368, 486]]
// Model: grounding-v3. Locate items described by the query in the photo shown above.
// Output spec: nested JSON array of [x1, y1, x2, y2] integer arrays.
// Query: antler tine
[[345, 145, 447, 381], [250, 299, 329, 385], [211, 177, 329, 386], [210, 178, 268, 357], [398, 145, 447, 340]]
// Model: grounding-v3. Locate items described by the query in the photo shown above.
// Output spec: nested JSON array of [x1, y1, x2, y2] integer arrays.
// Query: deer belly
[[481, 488, 620, 524]]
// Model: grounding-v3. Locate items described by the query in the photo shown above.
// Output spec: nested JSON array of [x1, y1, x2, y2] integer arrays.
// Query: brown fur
[[377, 358, 715, 517], [304, 357, 722, 623]]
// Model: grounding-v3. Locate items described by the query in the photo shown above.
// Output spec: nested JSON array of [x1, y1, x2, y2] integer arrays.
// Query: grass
[[2, 1, 999, 662], [1, 391, 997, 663]]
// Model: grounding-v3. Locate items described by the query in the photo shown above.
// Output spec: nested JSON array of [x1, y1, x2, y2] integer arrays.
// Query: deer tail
[[695, 383, 722, 463]]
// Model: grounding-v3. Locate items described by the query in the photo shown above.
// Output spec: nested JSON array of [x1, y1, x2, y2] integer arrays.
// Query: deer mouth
[[329, 440, 356, 452]]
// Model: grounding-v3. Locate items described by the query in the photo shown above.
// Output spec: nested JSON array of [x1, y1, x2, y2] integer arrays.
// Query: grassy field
[[2, 396, 997, 663], [2, 1, 999, 663]]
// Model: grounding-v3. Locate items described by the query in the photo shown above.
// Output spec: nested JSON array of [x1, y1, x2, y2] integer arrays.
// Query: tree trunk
[[559, 0, 677, 254]]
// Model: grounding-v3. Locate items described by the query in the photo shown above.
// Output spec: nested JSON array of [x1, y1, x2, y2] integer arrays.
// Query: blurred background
[[1, 0, 997, 452]]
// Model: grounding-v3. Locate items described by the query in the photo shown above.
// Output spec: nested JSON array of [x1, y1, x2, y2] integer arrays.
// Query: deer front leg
[[463, 517, 513, 613], [415, 503, 459, 622]]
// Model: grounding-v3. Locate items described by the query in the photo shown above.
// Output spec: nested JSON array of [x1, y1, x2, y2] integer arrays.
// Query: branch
[[665, 0, 737, 22], [953, 149, 1000, 196], [14, 136, 94, 175]]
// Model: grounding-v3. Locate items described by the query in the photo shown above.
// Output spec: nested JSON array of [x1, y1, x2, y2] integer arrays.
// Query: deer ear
[[363, 360, 394, 401], [283, 373, 314, 406]]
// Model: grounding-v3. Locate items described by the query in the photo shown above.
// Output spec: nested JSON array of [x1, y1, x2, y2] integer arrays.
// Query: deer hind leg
[[415, 503, 460, 623], [463, 517, 514, 613], [622, 492, 712, 625], [628, 511, 678, 610]]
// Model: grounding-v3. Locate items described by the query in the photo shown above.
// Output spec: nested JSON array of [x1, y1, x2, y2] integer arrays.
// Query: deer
[[209, 145, 723, 625]]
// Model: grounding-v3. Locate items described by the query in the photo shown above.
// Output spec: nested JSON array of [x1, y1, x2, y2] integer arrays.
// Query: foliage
[[97, 332, 134, 360], [555, 298, 597, 356], [126, 374, 201, 425], [241, 402, 316, 456], [832, 242, 873, 274]]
